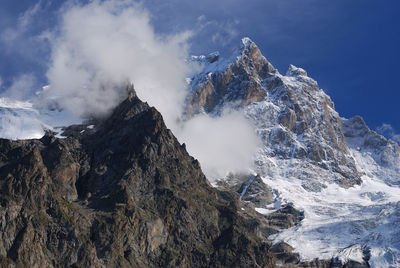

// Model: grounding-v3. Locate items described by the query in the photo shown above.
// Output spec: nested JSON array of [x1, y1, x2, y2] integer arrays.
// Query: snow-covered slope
[[187, 38, 400, 267], [0, 97, 82, 140], [0, 98, 48, 139]]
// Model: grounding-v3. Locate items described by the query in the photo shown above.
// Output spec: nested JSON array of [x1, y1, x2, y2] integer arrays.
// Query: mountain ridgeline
[[0, 37, 399, 267], [187, 38, 400, 267]]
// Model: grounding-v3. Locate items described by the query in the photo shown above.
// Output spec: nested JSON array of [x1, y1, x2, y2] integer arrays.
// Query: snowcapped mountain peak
[[238, 37, 262, 59], [190, 51, 220, 64], [235, 37, 277, 74], [187, 38, 361, 187], [342, 116, 400, 176], [186, 39, 400, 266], [186, 38, 280, 117], [241, 36, 254, 48]]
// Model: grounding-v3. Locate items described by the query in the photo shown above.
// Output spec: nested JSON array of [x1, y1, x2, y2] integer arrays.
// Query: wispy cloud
[[376, 123, 400, 144], [0, 74, 37, 100], [194, 15, 239, 47], [1, 1, 43, 45]]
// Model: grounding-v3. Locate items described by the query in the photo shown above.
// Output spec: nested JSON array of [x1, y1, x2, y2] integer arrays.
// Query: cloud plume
[[179, 111, 259, 180], [44, 0, 192, 126], [376, 123, 400, 145]]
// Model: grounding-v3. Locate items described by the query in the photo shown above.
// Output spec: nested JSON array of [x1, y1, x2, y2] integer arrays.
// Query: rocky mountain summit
[[187, 38, 400, 267]]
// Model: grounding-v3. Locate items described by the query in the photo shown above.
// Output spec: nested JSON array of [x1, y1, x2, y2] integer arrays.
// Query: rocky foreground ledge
[[0, 89, 367, 267]]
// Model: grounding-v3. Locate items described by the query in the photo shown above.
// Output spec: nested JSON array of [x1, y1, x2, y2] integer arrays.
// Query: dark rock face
[[238, 175, 274, 207], [0, 92, 277, 267]]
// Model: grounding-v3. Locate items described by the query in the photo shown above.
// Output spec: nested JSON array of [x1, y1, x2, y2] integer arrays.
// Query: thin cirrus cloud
[[1, 1, 46, 54], [1, 1, 41, 44]]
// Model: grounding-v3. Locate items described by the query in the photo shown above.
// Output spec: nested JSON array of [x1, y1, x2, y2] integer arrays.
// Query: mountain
[[187, 38, 400, 267], [1, 37, 398, 267], [0, 87, 314, 267]]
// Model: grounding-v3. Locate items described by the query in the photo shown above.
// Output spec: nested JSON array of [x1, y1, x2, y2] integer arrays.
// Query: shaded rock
[[263, 204, 305, 235], [342, 116, 400, 173], [238, 175, 273, 207], [270, 242, 300, 265], [279, 108, 297, 130]]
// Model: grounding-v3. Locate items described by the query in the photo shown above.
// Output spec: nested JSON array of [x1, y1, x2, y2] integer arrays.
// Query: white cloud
[[211, 21, 239, 46], [177, 110, 259, 180], [43, 0, 193, 125]]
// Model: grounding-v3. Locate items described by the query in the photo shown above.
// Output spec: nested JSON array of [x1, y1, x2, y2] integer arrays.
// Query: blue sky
[[0, 0, 399, 140]]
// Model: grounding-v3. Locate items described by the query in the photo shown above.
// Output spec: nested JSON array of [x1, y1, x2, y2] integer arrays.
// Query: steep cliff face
[[0, 91, 278, 268]]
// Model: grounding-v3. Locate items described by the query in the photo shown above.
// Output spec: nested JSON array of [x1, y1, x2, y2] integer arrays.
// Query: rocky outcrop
[[238, 175, 274, 207], [186, 38, 275, 117]]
